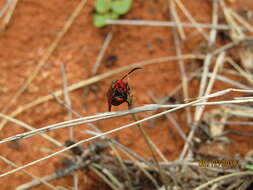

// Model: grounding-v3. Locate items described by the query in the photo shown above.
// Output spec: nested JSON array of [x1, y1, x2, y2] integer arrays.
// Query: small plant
[[93, 0, 132, 27]]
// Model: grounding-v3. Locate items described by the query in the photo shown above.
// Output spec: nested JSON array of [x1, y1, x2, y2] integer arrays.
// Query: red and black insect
[[106, 67, 142, 112]]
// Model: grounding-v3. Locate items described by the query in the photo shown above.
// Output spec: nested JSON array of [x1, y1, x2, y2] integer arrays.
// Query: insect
[[106, 67, 142, 111]]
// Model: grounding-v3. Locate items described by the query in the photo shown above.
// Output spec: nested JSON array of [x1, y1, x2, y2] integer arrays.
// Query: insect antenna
[[121, 67, 143, 80]]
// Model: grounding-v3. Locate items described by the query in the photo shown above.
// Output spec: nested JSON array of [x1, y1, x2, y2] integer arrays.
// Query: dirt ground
[[0, 0, 253, 189]]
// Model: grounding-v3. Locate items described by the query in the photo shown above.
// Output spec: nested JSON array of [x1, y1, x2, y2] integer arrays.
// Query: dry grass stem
[[92, 31, 113, 74], [182, 52, 225, 159], [60, 63, 74, 141], [196, 52, 225, 122], [1, 88, 253, 178], [173, 0, 209, 40], [147, 91, 192, 152], [194, 54, 212, 122], [194, 171, 253, 190], [0, 113, 62, 147], [209, 0, 218, 46], [2, 88, 253, 145], [206, 73, 251, 89], [109, 143, 134, 190], [0, 0, 18, 31], [129, 99, 170, 189], [227, 57, 253, 85], [170, 1, 192, 126], [90, 163, 124, 190], [228, 5, 253, 33], [60, 63, 78, 189], [212, 37, 253, 55], [168, 0, 185, 40], [220, 0, 245, 41], [0, 54, 204, 130], [106, 19, 242, 30], [51, 91, 147, 164], [115, 143, 160, 189], [0, 156, 58, 190]]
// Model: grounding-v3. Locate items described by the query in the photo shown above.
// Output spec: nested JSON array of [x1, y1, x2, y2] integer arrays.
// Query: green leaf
[[93, 14, 107, 27], [108, 12, 119, 19], [246, 165, 253, 170], [93, 12, 118, 27], [111, 0, 132, 15], [95, 0, 111, 14]]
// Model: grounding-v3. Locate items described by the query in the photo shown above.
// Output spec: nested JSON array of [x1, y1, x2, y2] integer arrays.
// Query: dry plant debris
[[1, 0, 253, 190]]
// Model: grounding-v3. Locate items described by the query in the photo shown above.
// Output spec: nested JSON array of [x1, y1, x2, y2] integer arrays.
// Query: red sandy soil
[[0, 0, 253, 189]]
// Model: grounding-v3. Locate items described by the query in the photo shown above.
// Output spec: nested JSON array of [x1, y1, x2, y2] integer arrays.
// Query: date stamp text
[[198, 159, 238, 168]]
